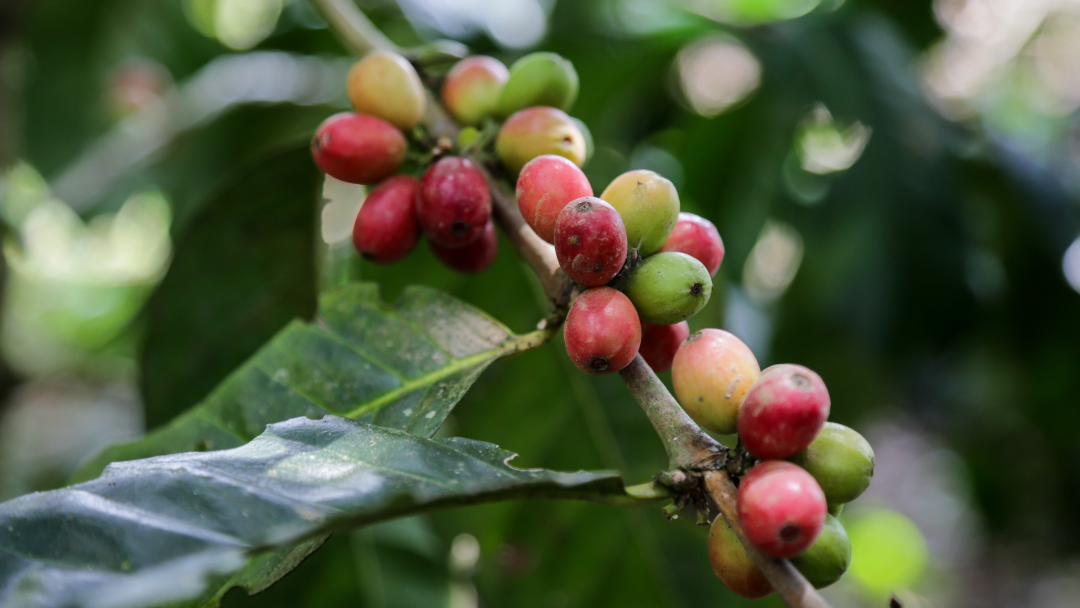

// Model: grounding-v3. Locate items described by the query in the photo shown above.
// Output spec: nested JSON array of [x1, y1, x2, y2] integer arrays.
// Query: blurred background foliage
[[0, 0, 1079, 606]]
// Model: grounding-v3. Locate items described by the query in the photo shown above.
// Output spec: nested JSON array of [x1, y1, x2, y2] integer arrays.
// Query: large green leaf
[[77, 281, 550, 483], [0, 415, 647, 607], [139, 144, 321, 430]]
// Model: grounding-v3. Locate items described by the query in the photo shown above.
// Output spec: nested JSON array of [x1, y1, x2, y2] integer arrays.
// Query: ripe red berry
[[737, 461, 827, 558], [554, 197, 628, 287], [517, 155, 593, 243], [431, 221, 497, 274], [352, 175, 421, 264], [311, 112, 406, 185], [658, 212, 725, 277], [638, 321, 689, 373], [738, 364, 830, 459], [417, 156, 492, 248], [563, 287, 641, 374]]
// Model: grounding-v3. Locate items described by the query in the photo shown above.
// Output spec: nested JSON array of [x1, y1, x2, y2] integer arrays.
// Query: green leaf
[[78, 281, 551, 483], [139, 144, 321, 430], [0, 415, 647, 607]]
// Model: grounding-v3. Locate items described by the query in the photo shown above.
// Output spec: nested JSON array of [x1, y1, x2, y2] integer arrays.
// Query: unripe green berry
[[790, 515, 851, 589], [621, 252, 711, 324], [497, 52, 578, 117], [347, 50, 426, 131], [790, 422, 875, 507], [599, 170, 680, 255]]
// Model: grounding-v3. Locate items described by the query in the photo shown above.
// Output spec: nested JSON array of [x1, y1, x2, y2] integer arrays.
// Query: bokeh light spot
[[847, 508, 929, 599], [743, 220, 803, 306], [676, 36, 761, 118]]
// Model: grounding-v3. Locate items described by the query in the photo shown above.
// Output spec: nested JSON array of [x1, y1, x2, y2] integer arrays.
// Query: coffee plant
[[0, 2, 899, 607]]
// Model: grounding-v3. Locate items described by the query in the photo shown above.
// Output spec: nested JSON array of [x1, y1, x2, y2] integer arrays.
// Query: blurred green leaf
[[139, 144, 320, 430], [0, 415, 644, 608]]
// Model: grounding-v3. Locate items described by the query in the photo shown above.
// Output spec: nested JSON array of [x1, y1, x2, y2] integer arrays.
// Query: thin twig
[[618, 355, 722, 470], [308, 1, 831, 605]]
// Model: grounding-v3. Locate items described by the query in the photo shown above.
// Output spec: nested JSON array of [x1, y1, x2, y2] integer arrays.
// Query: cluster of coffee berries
[[311, 48, 595, 274], [670, 330, 874, 596], [538, 164, 723, 374]]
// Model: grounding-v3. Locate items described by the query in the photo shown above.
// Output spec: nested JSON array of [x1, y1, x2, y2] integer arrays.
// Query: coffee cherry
[[671, 329, 760, 434], [516, 155, 593, 243], [495, 107, 587, 174], [311, 113, 407, 184], [442, 56, 509, 126], [347, 50, 426, 131], [352, 175, 421, 263], [497, 52, 578, 117], [638, 321, 689, 373], [658, 212, 725, 277], [599, 170, 679, 255], [417, 156, 492, 248], [554, 197, 628, 287], [790, 422, 875, 507], [563, 287, 641, 375], [621, 252, 711, 324], [708, 514, 772, 599], [738, 364, 830, 460], [431, 220, 497, 274], [790, 514, 851, 589], [737, 461, 827, 559]]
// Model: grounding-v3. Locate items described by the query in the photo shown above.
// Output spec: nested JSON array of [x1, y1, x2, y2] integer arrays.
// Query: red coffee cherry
[[738, 364, 831, 459], [554, 197, 628, 287], [708, 514, 773, 599], [417, 156, 492, 248], [516, 155, 593, 243], [352, 175, 421, 264], [431, 220, 497, 274], [311, 113, 407, 185], [658, 212, 725, 277], [563, 287, 641, 375], [638, 321, 689, 373], [737, 461, 827, 558]]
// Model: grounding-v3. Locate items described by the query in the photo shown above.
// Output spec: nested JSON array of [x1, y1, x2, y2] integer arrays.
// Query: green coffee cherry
[[790, 515, 851, 589], [600, 170, 680, 255], [498, 52, 579, 117], [621, 252, 711, 324], [790, 422, 875, 507]]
